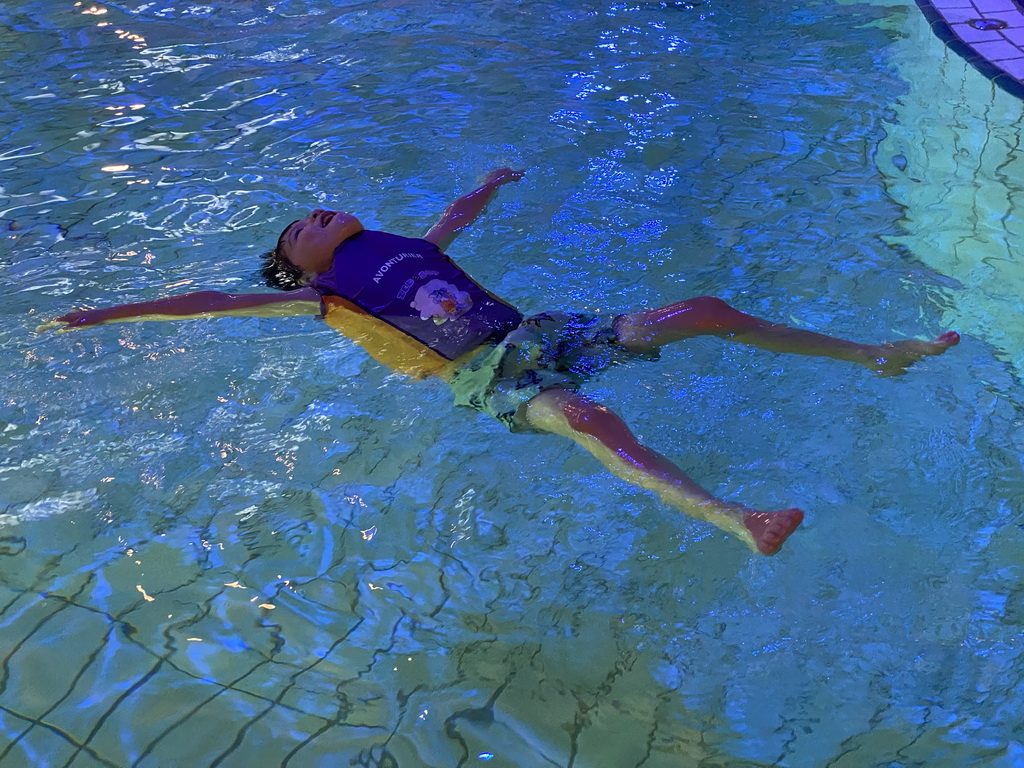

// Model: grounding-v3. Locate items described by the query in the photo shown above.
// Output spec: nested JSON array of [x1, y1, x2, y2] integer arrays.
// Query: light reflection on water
[[1, 0, 1023, 765]]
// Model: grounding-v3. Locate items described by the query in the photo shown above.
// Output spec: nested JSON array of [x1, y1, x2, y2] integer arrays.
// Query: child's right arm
[[39, 287, 325, 333], [423, 168, 524, 251]]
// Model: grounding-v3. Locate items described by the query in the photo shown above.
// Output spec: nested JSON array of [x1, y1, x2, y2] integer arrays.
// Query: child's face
[[280, 209, 363, 274]]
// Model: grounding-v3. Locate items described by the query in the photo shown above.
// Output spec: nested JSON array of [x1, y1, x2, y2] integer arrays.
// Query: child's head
[[261, 209, 363, 290]]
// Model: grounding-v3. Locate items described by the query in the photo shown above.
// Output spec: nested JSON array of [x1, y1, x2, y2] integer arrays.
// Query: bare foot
[[743, 508, 805, 555], [866, 331, 960, 376]]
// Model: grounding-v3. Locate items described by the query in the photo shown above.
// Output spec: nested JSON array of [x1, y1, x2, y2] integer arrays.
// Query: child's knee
[[688, 294, 729, 313], [687, 295, 763, 330]]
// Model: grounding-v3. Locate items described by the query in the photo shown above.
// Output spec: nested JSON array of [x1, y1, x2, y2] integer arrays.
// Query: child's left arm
[[423, 168, 524, 251]]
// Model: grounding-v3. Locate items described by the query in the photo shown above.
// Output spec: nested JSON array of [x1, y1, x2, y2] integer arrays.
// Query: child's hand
[[481, 168, 525, 187], [36, 308, 110, 334]]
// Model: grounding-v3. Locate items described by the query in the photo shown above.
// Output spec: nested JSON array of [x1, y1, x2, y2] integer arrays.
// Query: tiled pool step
[[916, 0, 1024, 97]]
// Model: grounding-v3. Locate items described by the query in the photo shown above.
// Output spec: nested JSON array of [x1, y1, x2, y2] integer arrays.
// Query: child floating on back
[[45, 168, 960, 555]]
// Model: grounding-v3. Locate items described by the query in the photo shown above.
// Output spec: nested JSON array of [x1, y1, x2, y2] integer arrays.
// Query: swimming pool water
[[1, 0, 1023, 765]]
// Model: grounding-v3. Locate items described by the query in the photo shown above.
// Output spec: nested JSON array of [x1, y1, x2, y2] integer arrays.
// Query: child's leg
[[521, 388, 804, 555], [614, 295, 959, 376]]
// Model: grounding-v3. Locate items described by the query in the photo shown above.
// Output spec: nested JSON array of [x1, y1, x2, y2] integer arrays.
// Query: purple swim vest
[[311, 230, 523, 360]]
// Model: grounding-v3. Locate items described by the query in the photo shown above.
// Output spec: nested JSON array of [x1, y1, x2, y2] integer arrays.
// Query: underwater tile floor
[[918, 0, 1024, 95]]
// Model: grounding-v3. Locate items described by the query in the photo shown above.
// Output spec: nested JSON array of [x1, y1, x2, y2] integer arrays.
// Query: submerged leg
[[614, 295, 959, 375], [521, 388, 804, 555]]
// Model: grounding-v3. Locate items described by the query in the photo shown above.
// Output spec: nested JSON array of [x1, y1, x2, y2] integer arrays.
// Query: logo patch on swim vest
[[410, 279, 473, 324]]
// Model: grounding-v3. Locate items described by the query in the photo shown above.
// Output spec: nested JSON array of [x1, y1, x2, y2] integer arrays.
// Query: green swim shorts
[[449, 311, 654, 432]]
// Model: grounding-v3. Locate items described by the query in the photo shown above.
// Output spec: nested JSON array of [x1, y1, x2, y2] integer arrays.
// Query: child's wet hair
[[260, 220, 307, 290]]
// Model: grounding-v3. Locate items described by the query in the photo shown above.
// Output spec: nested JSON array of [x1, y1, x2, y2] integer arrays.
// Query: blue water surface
[[1, 0, 1023, 766]]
